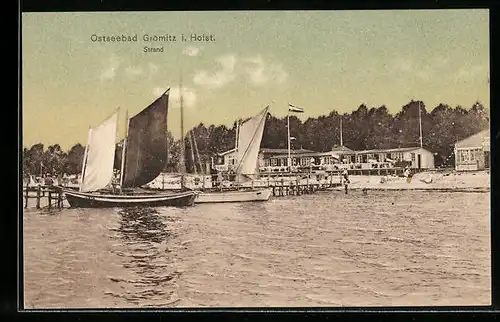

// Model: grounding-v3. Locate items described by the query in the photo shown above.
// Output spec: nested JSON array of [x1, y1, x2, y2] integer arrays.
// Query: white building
[[345, 147, 435, 170], [454, 129, 490, 171]]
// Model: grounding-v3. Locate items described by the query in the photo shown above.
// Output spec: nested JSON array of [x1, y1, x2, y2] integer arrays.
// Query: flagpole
[[287, 112, 291, 171], [235, 120, 239, 153], [340, 116, 343, 147], [418, 101, 423, 148]]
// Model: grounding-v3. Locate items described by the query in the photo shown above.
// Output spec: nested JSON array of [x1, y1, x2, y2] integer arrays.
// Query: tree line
[[22, 100, 489, 176]]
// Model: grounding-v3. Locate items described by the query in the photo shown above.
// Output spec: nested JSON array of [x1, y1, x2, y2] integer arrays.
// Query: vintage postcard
[[21, 10, 490, 309]]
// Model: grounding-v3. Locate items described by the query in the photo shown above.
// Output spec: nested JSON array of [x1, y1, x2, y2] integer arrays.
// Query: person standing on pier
[[342, 169, 350, 194]]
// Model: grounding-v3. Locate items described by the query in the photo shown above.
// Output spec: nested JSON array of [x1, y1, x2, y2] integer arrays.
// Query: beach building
[[260, 146, 354, 172], [341, 147, 435, 170], [212, 145, 435, 173], [454, 129, 490, 171], [212, 148, 314, 172]]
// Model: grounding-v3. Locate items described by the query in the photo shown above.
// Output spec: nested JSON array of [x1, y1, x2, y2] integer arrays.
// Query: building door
[[417, 154, 421, 169], [485, 151, 490, 169]]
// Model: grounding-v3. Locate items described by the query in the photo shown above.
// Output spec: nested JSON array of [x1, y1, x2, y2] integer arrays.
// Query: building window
[[411, 153, 415, 161], [271, 159, 277, 166], [458, 150, 469, 163]]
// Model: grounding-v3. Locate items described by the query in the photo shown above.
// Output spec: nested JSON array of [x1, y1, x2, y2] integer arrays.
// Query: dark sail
[[122, 89, 169, 188]]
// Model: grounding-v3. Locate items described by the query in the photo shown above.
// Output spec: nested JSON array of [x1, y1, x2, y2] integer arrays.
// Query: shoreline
[[333, 170, 490, 192], [331, 187, 490, 193]]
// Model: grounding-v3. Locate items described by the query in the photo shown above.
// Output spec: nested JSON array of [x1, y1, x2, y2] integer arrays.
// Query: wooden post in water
[[24, 182, 29, 209], [36, 186, 41, 209], [57, 189, 62, 208]]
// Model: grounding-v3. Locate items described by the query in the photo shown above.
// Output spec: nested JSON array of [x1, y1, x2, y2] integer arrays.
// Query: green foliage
[[22, 100, 489, 173]]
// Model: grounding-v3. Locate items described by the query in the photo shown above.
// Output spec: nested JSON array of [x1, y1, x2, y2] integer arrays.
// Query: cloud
[[455, 65, 487, 82], [242, 55, 287, 86], [148, 63, 159, 78], [124, 66, 144, 77], [416, 68, 435, 82], [193, 54, 287, 90], [193, 54, 237, 89], [99, 53, 122, 82], [153, 86, 197, 108], [392, 58, 413, 73], [434, 56, 449, 67], [183, 46, 203, 57]]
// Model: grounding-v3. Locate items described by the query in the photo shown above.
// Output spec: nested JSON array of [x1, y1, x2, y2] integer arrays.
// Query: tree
[[391, 100, 429, 148], [364, 106, 394, 149], [343, 104, 371, 150], [43, 144, 67, 175], [21, 99, 489, 172], [26, 143, 44, 176], [65, 143, 86, 174]]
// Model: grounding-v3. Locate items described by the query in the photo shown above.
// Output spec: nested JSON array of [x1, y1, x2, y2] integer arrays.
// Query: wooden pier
[[209, 172, 343, 197], [22, 185, 65, 210], [22, 172, 346, 210]]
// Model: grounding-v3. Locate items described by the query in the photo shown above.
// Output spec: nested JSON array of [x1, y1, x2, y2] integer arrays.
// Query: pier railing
[[22, 185, 65, 210]]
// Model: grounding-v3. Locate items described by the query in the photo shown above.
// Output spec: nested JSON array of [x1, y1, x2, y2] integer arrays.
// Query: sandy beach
[[335, 170, 490, 192]]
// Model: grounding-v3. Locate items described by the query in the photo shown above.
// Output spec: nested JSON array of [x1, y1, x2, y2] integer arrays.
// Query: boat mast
[[179, 75, 186, 190], [79, 126, 91, 192], [119, 109, 128, 192], [418, 101, 423, 148]]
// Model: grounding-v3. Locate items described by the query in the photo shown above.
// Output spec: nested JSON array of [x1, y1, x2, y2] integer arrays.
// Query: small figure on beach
[[342, 169, 350, 194], [404, 167, 413, 183]]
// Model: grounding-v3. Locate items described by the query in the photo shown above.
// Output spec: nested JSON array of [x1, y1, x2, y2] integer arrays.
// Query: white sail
[[80, 112, 118, 192], [235, 106, 268, 180]]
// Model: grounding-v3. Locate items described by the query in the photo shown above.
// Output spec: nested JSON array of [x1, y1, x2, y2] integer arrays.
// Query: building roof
[[217, 147, 315, 156], [271, 151, 341, 159], [352, 147, 428, 154], [260, 148, 315, 155], [217, 148, 236, 156], [455, 129, 490, 149], [331, 145, 355, 154]]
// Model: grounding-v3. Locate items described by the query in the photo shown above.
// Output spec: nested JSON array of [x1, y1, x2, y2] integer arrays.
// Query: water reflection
[[107, 206, 181, 306], [237, 202, 270, 227], [117, 206, 169, 243]]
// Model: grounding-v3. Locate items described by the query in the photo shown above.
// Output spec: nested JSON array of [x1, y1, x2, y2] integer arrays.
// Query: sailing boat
[[194, 106, 272, 203], [62, 89, 196, 208]]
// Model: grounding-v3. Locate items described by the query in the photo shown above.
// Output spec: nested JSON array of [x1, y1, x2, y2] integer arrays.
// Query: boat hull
[[63, 189, 196, 208], [195, 189, 272, 203]]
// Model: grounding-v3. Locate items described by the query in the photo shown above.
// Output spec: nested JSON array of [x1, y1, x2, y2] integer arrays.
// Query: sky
[[21, 10, 490, 150]]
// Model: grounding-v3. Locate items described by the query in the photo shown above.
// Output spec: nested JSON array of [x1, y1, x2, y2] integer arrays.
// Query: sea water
[[22, 190, 491, 308]]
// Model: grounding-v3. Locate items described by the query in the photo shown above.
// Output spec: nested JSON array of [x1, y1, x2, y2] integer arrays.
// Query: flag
[[288, 104, 304, 113], [290, 136, 296, 140]]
